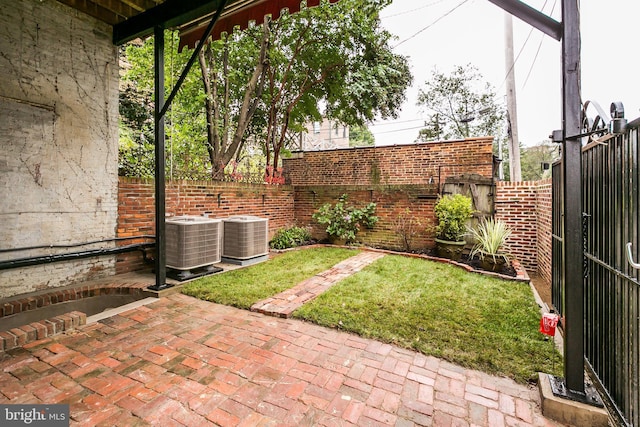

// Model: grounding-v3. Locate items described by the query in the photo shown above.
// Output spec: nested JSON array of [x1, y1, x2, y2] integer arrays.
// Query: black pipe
[[0, 243, 155, 271], [0, 236, 155, 254]]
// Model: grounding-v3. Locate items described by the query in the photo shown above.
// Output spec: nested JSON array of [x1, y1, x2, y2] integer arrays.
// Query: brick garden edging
[[0, 311, 86, 354], [274, 245, 530, 283], [360, 247, 530, 283]]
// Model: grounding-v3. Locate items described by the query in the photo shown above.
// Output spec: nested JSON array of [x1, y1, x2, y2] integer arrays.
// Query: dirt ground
[[529, 273, 553, 310]]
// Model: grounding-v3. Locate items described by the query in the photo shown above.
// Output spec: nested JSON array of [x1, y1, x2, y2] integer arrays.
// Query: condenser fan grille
[[166, 216, 222, 270], [222, 216, 269, 260]]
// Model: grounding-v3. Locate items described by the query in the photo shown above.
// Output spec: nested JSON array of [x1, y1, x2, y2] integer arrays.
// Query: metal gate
[[552, 160, 563, 316], [553, 110, 640, 426]]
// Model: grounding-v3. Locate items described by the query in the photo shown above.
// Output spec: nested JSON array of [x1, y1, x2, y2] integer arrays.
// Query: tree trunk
[[197, 17, 271, 180]]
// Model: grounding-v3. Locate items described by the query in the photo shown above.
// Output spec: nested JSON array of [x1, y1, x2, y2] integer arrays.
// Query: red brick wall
[[283, 137, 494, 186], [495, 180, 552, 278], [115, 140, 559, 282], [285, 138, 495, 249], [293, 185, 438, 250], [116, 178, 295, 273]]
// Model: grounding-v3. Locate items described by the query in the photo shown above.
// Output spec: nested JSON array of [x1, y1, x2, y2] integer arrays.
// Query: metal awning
[[177, 0, 342, 50], [55, 0, 341, 46], [55, 0, 561, 47]]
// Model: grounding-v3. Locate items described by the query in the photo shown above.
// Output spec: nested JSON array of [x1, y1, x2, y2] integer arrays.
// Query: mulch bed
[[373, 247, 518, 278], [283, 242, 520, 279]]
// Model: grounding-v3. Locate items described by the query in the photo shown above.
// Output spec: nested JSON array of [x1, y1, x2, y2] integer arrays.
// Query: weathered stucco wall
[[0, 0, 119, 298]]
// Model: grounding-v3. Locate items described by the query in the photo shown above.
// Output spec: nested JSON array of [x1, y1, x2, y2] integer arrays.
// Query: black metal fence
[[551, 160, 563, 316], [554, 117, 640, 426]]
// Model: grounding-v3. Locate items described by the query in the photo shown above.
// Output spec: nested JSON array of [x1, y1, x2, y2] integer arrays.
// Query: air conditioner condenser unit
[[165, 216, 223, 280], [221, 215, 269, 265]]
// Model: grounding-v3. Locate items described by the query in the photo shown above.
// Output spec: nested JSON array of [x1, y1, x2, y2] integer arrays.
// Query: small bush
[[468, 218, 512, 262], [434, 194, 474, 241], [269, 226, 312, 249], [312, 194, 378, 243], [392, 208, 422, 251]]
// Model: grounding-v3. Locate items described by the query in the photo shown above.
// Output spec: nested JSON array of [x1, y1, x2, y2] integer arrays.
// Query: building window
[[313, 121, 320, 134]]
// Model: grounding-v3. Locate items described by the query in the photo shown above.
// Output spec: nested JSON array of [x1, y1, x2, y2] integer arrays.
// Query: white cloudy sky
[[371, 0, 640, 146]]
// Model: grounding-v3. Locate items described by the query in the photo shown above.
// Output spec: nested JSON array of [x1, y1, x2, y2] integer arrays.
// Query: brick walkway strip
[[250, 251, 386, 318]]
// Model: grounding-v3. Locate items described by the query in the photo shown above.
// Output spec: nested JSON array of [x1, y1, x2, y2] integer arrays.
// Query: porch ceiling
[[54, 0, 167, 26]]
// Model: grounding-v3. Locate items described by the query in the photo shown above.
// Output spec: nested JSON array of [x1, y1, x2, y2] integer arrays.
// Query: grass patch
[[181, 247, 358, 309], [293, 254, 563, 384]]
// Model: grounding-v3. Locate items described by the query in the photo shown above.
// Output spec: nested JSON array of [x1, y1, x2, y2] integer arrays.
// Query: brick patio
[[0, 290, 563, 426]]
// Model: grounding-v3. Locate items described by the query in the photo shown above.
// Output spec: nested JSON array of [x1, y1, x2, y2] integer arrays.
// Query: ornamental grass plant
[[468, 218, 513, 264]]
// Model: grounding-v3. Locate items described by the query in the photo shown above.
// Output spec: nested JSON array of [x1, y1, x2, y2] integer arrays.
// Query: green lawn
[[292, 254, 562, 384], [181, 247, 358, 309], [183, 247, 562, 384]]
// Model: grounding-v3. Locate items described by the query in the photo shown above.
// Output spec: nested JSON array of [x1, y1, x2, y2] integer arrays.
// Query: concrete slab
[[538, 372, 610, 427], [221, 254, 269, 266]]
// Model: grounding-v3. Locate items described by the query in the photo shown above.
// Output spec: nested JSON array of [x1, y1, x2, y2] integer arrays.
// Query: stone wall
[[0, 0, 119, 298]]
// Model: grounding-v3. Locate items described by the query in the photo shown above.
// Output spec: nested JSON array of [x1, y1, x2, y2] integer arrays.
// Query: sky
[[371, 0, 640, 147]]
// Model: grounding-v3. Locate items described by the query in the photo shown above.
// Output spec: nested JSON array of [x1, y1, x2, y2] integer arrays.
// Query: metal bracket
[[626, 242, 640, 270], [548, 375, 604, 408]]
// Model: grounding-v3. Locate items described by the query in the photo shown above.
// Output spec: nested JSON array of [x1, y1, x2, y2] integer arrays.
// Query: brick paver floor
[[251, 251, 385, 318], [0, 292, 563, 426]]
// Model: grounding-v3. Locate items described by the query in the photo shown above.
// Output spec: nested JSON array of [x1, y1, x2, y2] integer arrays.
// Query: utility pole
[[504, 12, 522, 181]]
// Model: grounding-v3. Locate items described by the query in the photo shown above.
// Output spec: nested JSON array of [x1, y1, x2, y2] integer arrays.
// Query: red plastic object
[[540, 313, 559, 337]]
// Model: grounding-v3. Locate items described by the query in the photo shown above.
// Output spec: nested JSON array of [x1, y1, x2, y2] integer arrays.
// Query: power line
[[371, 125, 425, 135], [522, 0, 558, 88], [394, 0, 471, 48], [496, 0, 550, 93], [369, 118, 424, 127], [381, 0, 448, 19]]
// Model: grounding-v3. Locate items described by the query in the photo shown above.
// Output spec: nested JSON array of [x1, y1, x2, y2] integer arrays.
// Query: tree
[[259, 0, 411, 179], [415, 65, 504, 143], [197, 19, 271, 179], [349, 124, 375, 147], [119, 33, 211, 180], [119, 0, 411, 181], [520, 140, 560, 181]]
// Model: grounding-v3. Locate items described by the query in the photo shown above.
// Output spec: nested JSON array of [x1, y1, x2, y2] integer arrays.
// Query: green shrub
[[269, 226, 312, 249], [434, 194, 474, 241], [312, 194, 378, 243]]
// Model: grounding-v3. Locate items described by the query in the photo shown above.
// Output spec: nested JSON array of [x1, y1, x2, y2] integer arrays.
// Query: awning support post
[[147, 2, 228, 291], [148, 24, 170, 291], [561, 0, 585, 396]]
